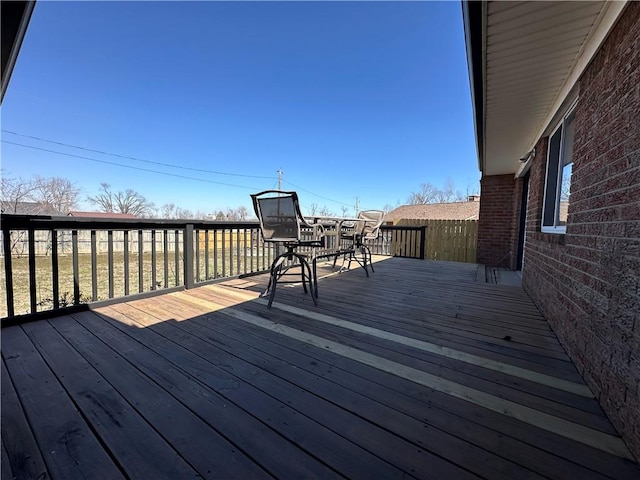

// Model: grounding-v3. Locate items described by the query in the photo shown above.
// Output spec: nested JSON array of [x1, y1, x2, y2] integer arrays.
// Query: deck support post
[[184, 223, 195, 289], [419, 226, 427, 260]]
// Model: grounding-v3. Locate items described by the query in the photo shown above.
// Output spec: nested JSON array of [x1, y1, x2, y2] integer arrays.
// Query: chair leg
[[263, 250, 319, 308], [294, 253, 317, 305], [364, 245, 374, 273], [312, 257, 319, 299], [304, 258, 318, 306], [362, 249, 369, 277], [356, 245, 369, 277], [293, 252, 309, 294], [266, 255, 287, 308]]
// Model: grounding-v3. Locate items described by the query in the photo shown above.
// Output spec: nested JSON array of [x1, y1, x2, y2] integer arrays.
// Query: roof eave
[[462, 0, 486, 174], [1, 1, 36, 104]]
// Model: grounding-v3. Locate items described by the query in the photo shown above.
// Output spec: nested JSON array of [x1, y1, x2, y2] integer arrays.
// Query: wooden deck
[[2, 256, 639, 479]]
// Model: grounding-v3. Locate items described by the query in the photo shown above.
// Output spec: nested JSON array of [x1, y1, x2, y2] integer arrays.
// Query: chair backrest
[[356, 210, 385, 241], [251, 190, 305, 243]]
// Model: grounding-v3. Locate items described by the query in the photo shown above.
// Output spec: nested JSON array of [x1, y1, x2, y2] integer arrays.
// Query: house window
[[542, 109, 575, 233]]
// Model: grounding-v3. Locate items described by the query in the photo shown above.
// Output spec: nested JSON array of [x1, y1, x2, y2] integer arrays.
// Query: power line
[[283, 179, 353, 208], [2, 140, 270, 191], [1, 129, 273, 179]]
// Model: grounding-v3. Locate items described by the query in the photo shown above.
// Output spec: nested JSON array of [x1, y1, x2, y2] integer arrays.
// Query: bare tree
[[87, 183, 115, 212], [1, 173, 80, 214], [0, 174, 81, 255], [382, 204, 395, 214], [161, 203, 177, 219], [175, 207, 194, 219], [408, 180, 465, 205], [408, 182, 439, 204], [0, 174, 36, 213], [308, 203, 318, 216], [318, 206, 334, 217], [32, 176, 80, 213], [87, 183, 154, 216]]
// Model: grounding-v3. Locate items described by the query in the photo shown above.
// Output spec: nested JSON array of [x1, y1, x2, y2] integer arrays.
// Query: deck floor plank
[[165, 287, 637, 478], [166, 296, 618, 480], [181, 290, 609, 427], [1, 358, 49, 480], [1, 439, 12, 480], [100, 302, 415, 480], [146, 312, 486, 480], [220, 275, 582, 376], [1, 326, 125, 480], [69, 309, 341, 480], [45, 313, 273, 480], [276, 271, 580, 370], [3, 257, 640, 479], [19, 320, 204, 480]]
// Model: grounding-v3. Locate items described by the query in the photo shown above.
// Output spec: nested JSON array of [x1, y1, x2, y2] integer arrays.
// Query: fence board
[[395, 219, 478, 263]]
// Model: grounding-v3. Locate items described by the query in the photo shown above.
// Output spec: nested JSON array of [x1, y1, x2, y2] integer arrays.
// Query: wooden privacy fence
[[394, 219, 478, 263]]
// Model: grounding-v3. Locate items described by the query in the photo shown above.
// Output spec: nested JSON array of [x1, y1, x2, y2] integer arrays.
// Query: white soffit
[[482, 1, 622, 176]]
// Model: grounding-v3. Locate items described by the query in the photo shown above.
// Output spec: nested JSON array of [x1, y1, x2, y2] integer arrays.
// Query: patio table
[[305, 216, 376, 295]]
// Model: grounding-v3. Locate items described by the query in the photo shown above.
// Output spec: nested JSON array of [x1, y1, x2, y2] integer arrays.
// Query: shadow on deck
[[2, 256, 639, 479]]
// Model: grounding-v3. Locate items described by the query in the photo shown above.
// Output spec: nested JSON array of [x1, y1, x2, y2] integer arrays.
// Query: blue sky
[[1, 1, 479, 216]]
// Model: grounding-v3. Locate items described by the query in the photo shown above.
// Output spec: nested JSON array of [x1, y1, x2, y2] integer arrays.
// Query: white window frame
[[541, 104, 576, 234]]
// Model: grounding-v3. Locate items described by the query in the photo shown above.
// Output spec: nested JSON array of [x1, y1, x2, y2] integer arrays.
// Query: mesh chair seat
[[251, 190, 324, 308]]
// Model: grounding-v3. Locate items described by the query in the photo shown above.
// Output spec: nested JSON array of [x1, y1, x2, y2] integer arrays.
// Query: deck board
[[2, 326, 125, 480], [1, 359, 48, 480], [205, 299, 613, 433], [2, 257, 640, 479]]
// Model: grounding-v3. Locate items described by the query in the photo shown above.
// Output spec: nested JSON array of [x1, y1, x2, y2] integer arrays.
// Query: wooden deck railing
[[0, 214, 425, 323], [0, 215, 272, 322]]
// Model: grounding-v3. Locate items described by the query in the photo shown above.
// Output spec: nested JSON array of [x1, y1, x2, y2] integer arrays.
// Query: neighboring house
[[68, 211, 137, 219], [0, 201, 62, 215], [464, 1, 639, 460], [385, 197, 480, 224]]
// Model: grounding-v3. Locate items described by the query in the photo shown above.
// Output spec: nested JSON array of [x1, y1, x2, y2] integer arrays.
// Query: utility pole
[[277, 169, 283, 190], [354, 197, 359, 215]]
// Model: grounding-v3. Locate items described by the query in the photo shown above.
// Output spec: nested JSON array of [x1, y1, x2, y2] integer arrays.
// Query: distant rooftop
[[68, 211, 137, 219], [385, 197, 480, 223], [0, 201, 63, 215]]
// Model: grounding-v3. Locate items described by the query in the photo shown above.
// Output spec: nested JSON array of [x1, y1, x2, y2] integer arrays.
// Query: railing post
[[51, 229, 59, 309], [28, 228, 37, 313], [184, 224, 195, 289], [3, 225, 15, 318], [72, 230, 80, 305], [419, 226, 427, 260]]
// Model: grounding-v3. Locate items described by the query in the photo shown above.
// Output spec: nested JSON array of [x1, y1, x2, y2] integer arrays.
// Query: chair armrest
[[302, 221, 325, 240]]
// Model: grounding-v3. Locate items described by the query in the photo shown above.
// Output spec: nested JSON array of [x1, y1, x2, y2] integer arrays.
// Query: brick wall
[[477, 174, 521, 268], [523, 2, 640, 460]]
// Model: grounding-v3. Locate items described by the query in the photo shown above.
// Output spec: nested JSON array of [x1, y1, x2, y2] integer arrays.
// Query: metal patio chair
[[251, 190, 325, 308], [334, 210, 385, 276]]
